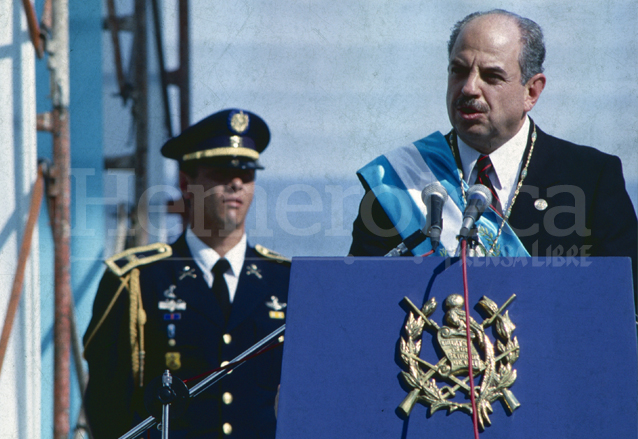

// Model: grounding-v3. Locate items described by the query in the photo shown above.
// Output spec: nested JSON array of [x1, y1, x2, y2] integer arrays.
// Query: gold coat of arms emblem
[[230, 110, 250, 134], [398, 293, 520, 430]]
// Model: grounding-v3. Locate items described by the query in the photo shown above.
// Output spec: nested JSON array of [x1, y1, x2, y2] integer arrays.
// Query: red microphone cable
[[461, 238, 480, 439]]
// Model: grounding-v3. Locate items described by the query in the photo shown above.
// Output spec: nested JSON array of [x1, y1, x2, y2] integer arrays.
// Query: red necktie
[[475, 155, 503, 216]]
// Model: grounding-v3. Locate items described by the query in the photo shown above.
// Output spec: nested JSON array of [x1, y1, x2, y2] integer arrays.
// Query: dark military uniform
[[83, 234, 290, 438], [84, 108, 289, 438]]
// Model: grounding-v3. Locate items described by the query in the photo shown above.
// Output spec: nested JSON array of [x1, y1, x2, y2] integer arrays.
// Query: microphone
[[421, 182, 448, 251], [458, 184, 492, 240], [384, 183, 448, 257]]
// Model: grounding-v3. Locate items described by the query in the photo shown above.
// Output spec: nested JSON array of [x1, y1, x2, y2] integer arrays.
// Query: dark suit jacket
[[349, 126, 637, 299], [83, 234, 291, 439]]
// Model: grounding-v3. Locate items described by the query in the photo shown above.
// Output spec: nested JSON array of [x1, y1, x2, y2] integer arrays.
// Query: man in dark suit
[[349, 10, 637, 295], [83, 109, 291, 438]]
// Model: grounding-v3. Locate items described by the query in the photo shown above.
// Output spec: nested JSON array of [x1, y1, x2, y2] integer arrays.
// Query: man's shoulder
[[250, 244, 291, 266], [536, 126, 619, 162], [104, 242, 175, 277]]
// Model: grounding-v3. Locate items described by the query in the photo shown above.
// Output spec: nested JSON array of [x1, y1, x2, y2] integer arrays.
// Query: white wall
[[189, 1, 638, 194], [0, 2, 40, 439]]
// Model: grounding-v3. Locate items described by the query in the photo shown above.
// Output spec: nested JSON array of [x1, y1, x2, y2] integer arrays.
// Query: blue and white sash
[[357, 132, 529, 257]]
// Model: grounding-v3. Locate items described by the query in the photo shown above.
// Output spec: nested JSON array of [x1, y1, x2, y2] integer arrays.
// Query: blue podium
[[276, 257, 637, 439]]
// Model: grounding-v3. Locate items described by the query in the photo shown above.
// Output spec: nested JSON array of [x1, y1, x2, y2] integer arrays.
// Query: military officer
[[83, 109, 291, 439]]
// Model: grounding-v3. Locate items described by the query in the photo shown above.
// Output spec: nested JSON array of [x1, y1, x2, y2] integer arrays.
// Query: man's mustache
[[454, 97, 489, 113]]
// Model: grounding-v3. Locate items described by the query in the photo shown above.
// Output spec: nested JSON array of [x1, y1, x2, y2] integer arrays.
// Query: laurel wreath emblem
[[398, 294, 520, 430]]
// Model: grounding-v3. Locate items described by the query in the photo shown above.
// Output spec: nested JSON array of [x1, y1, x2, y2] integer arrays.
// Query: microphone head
[[466, 184, 492, 213], [421, 181, 448, 204]]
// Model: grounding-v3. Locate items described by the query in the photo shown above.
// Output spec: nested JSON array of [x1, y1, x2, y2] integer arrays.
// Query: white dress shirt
[[185, 228, 246, 303], [457, 116, 530, 212]]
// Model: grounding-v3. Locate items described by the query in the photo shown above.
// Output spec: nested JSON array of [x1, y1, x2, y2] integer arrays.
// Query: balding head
[[448, 10, 545, 84]]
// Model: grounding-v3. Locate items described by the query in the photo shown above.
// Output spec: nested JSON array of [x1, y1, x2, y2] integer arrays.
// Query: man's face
[[182, 166, 255, 236], [446, 15, 532, 153]]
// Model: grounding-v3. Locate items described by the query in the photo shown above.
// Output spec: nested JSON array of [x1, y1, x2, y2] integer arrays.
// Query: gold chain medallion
[[398, 294, 520, 430]]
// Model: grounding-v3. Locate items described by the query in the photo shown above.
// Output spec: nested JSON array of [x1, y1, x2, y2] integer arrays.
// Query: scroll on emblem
[[398, 293, 520, 430]]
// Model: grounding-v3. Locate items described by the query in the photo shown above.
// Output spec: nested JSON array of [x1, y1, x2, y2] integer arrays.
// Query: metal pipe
[[105, 0, 129, 100], [150, 0, 173, 138], [179, 0, 189, 130], [52, 109, 72, 439], [21, 0, 44, 58], [0, 165, 45, 375], [49, 0, 71, 437], [133, 0, 148, 247]]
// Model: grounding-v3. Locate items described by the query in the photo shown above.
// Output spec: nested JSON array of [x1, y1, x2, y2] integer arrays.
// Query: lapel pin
[[534, 199, 548, 211]]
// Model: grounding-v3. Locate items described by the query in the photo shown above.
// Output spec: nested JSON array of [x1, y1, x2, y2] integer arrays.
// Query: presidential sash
[[357, 132, 529, 257]]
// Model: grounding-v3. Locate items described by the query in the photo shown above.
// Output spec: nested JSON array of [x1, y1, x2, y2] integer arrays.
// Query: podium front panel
[[276, 257, 637, 439]]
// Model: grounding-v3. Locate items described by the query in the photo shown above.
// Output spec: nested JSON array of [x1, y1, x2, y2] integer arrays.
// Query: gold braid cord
[[82, 274, 131, 356], [85, 243, 169, 386], [128, 268, 147, 387]]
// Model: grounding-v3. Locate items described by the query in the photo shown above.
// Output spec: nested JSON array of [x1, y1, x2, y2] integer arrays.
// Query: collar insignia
[[179, 266, 197, 280], [398, 294, 520, 430], [246, 264, 263, 279]]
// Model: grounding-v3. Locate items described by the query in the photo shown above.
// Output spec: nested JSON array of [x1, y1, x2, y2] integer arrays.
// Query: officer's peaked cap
[[161, 108, 270, 169]]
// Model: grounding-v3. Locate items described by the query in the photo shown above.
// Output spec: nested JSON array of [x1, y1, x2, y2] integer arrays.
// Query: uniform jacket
[[83, 234, 291, 439], [349, 125, 637, 296]]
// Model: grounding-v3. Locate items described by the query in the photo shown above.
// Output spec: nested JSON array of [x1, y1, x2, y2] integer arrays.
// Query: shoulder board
[[255, 244, 291, 264], [105, 242, 172, 277]]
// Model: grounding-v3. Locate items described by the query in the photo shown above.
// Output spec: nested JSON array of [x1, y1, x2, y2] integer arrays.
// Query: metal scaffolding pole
[[178, 0, 189, 130], [132, 0, 149, 246], [47, 0, 72, 437]]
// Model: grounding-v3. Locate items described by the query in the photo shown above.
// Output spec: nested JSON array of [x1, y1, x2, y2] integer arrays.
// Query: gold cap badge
[[230, 111, 249, 134]]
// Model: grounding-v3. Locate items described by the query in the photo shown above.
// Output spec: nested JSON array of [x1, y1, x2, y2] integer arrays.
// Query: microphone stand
[[119, 324, 286, 439], [465, 227, 480, 257], [384, 229, 430, 257]]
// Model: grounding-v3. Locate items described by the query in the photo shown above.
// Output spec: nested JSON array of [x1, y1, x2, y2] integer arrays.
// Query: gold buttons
[[220, 361, 233, 374], [223, 334, 232, 344], [222, 423, 232, 435], [222, 392, 233, 405], [278, 335, 284, 343]]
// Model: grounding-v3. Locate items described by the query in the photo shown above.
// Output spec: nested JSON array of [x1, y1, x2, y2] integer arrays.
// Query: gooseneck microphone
[[384, 182, 449, 257], [421, 182, 448, 251], [457, 184, 492, 240]]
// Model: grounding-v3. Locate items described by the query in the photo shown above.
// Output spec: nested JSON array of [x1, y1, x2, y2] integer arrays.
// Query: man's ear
[[524, 73, 546, 112], [179, 171, 192, 199]]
